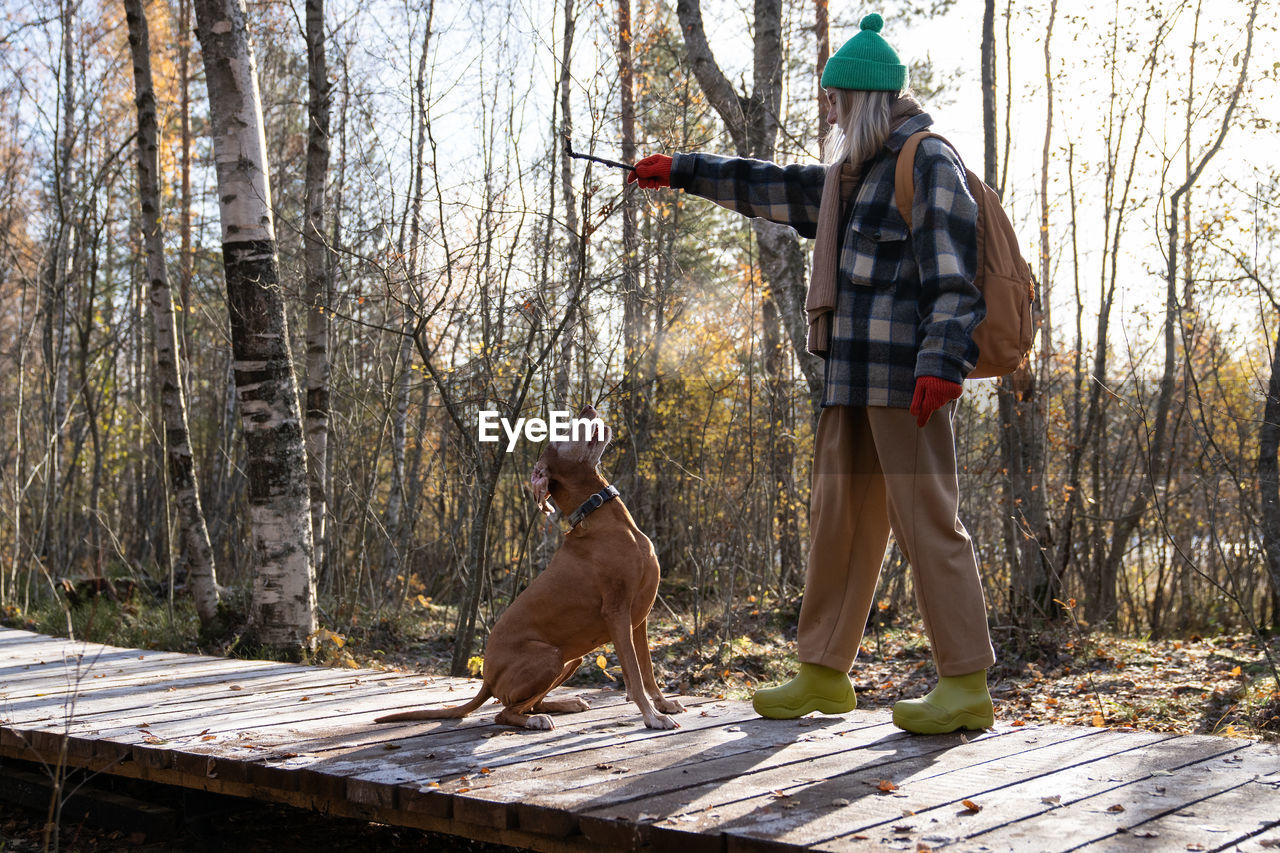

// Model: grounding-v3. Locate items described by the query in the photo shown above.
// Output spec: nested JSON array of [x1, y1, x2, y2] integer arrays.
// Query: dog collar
[[566, 485, 620, 530]]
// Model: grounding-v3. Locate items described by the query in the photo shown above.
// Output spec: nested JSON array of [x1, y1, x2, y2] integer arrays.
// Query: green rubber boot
[[892, 669, 994, 734], [751, 663, 857, 720]]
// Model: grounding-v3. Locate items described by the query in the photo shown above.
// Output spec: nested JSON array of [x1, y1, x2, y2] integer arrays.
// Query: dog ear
[[530, 460, 554, 515]]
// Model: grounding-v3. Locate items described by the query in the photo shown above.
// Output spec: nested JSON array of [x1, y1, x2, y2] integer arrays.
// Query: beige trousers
[[797, 403, 995, 677]]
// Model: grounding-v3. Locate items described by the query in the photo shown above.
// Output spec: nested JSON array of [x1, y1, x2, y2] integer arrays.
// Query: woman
[[628, 13, 995, 734]]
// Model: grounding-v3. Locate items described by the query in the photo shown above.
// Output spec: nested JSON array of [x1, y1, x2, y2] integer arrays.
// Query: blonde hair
[[822, 89, 896, 168]]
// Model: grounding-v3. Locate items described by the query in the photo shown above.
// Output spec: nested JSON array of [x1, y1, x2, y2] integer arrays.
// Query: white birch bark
[[124, 0, 221, 626], [193, 0, 317, 651], [303, 0, 331, 575]]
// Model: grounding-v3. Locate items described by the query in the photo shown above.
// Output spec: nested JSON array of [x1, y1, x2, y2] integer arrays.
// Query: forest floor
[[2, 596, 1279, 851], [370, 600, 1280, 743]]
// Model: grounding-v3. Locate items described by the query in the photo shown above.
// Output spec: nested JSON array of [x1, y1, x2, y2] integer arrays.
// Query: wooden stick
[[563, 136, 635, 172]]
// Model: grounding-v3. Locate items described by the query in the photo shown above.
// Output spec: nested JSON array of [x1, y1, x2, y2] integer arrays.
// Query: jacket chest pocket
[[840, 216, 910, 288]]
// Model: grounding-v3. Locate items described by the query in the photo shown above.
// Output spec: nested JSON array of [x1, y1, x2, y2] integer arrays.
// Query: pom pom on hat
[[820, 12, 907, 92]]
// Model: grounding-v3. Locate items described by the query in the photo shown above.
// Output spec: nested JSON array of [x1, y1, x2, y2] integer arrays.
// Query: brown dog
[[376, 405, 685, 730]]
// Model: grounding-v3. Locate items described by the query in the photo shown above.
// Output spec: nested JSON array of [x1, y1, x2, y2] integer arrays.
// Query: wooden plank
[[556, 712, 968, 849], [1073, 775, 1280, 852], [696, 726, 1147, 852], [61, 670, 420, 732], [320, 694, 726, 825], [962, 741, 1280, 853], [1, 663, 373, 729], [827, 734, 1253, 853], [324, 695, 746, 788], [336, 699, 795, 835], [615, 724, 1115, 853], [54, 673, 459, 747]]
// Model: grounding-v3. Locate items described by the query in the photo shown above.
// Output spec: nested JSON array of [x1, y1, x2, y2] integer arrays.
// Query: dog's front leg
[[607, 611, 679, 729], [630, 618, 686, 715]]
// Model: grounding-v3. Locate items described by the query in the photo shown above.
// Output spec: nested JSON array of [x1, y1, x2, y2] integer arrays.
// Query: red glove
[[628, 154, 672, 189], [910, 376, 963, 427]]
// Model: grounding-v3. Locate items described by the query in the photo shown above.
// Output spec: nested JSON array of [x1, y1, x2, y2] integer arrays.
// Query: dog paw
[[567, 696, 591, 712], [644, 713, 680, 730], [525, 714, 555, 730], [655, 698, 687, 714]]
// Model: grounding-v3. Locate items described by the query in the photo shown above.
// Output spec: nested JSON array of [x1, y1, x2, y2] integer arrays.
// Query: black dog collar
[[566, 485, 620, 530]]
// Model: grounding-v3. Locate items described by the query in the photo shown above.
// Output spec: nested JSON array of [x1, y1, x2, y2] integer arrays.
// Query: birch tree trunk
[[124, 0, 221, 627], [303, 0, 331, 576], [41, 0, 78, 574], [177, 0, 193, 386], [193, 0, 317, 653]]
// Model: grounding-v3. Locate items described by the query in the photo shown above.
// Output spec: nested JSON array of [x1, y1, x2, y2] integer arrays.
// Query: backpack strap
[[894, 130, 956, 230]]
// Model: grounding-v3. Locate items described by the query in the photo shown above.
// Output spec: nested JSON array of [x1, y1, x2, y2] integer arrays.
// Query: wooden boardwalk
[[1, 626, 1277, 852]]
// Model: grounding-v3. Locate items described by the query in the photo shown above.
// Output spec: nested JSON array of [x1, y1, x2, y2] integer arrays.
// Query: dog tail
[[374, 685, 493, 723]]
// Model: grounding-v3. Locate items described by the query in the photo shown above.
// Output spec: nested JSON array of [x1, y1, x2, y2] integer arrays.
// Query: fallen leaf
[[1092, 712, 1105, 727], [831, 798, 850, 807], [878, 779, 899, 792], [1107, 804, 1126, 813], [382, 743, 401, 751], [770, 790, 790, 799], [962, 799, 982, 813], [1011, 719, 1026, 727], [1230, 665, 1242, 676], [1041, 795, 1062, 805], [893, 824, 914, 833]]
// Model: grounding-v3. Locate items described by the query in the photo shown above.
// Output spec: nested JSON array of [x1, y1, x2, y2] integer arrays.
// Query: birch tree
[[123, 0, 221, 627], [303, 0, 332, 575], [192, 0, 316, 652]]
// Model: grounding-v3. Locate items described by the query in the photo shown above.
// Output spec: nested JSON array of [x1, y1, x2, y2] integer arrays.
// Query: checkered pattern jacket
[[669, 113, 983, 408]]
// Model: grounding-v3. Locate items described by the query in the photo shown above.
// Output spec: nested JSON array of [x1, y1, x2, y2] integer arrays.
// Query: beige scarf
[[805, 94, 925, 356]]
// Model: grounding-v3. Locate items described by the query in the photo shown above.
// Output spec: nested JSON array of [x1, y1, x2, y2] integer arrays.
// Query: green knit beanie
[[820, 13, 907, 92]]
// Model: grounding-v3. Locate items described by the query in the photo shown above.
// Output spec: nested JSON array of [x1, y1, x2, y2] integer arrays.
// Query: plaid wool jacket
[[669, 113, 983, 409]]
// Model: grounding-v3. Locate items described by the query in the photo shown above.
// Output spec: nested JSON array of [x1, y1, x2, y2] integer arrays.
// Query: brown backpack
[[894, 131, 1034, 379]]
